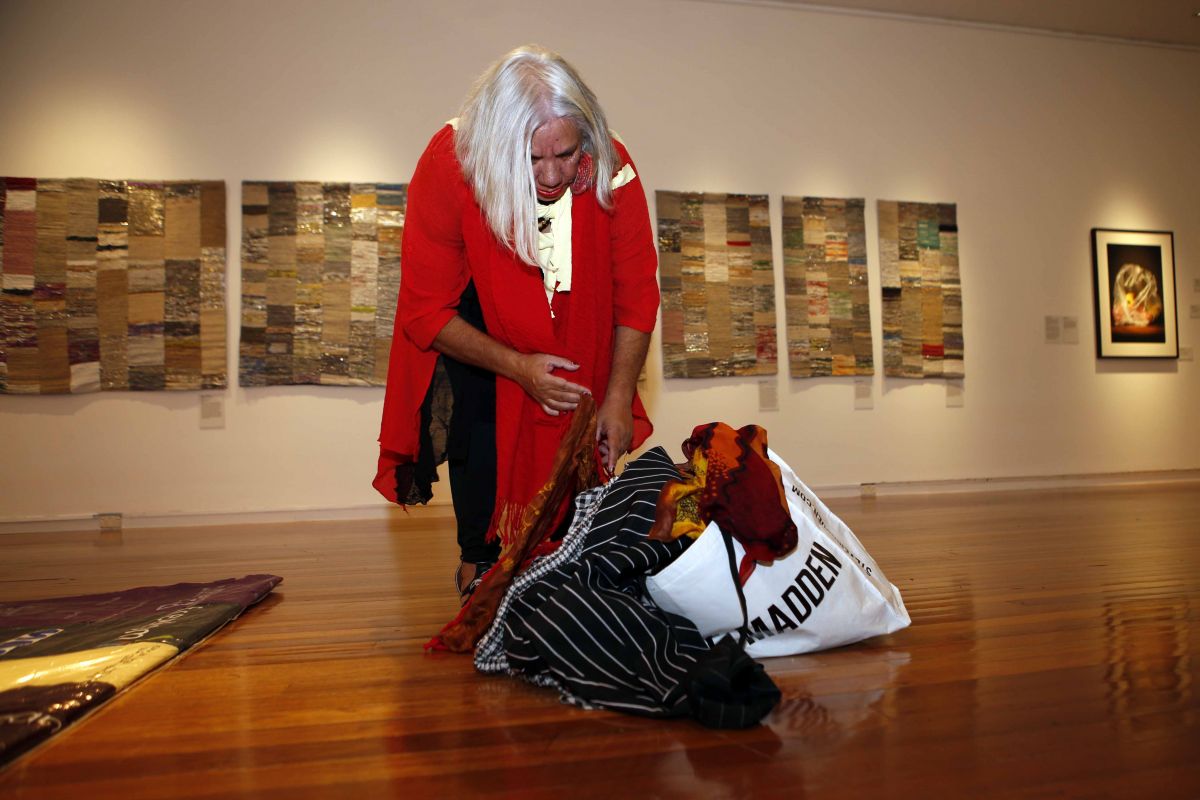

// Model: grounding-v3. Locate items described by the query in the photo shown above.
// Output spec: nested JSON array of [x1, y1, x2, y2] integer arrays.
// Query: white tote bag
[[645, 448, 910, 658]]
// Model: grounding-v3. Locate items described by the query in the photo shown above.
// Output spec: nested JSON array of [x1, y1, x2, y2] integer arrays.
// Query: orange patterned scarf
[[649, 423, 797, 584]]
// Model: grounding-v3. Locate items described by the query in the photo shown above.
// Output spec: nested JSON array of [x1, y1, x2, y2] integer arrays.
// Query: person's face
[[530, 117, 582, 202]]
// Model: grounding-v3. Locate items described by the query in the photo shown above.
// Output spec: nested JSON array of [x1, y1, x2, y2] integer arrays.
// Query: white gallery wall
[[1, 0, 1197, 524]]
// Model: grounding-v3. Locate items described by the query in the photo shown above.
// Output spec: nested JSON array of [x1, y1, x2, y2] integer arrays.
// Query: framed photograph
[[1091, 228, 1178, 358]]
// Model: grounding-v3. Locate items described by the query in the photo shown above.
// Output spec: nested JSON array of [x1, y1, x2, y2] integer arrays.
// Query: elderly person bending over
[[374, 46, 660, 602]]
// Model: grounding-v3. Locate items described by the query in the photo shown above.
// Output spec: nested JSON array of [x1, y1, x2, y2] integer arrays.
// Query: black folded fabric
[[685, 635, 781, 729]]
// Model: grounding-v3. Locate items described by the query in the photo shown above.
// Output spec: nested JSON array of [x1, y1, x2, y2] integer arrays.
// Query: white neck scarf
[[536, 191, 573, 308]]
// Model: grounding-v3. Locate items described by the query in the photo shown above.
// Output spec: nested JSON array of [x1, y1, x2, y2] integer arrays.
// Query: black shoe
[[454, 559, 495, 605]]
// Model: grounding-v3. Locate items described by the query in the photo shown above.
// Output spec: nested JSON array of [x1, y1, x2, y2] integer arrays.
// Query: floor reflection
[[629, 648, 923, 796], [1103, 594, 1194, 732], [768, 649, 912, 740]]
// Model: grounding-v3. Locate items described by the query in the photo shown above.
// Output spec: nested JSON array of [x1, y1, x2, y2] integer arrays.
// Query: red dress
[[374, 124, 660, 542]]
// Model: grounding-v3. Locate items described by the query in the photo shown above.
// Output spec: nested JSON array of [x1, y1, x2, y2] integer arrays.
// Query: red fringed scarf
[[374, 125, 659, 547], [426, 395, 600, 652]]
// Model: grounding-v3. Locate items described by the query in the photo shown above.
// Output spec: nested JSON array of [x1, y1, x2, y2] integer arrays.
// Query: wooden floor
[[2, 482, 1199, 798]]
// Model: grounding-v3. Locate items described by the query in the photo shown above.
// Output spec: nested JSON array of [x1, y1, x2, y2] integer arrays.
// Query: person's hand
[[514, 353, 588, 415], [595, 397, 633, 476]]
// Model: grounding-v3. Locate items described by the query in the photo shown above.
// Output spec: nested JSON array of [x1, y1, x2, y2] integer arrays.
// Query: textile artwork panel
[[240, 182, 404, 386], [657, 191, 777, 378], [876, 200, 963, 378], [0, 178, 226, 393], [0, 575, 280, 766], [781, 196, 872, 377]]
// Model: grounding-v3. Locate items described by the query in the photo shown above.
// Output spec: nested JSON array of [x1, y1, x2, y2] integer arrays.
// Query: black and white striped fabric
[[505, 534, 704, 716], [475, 447, 716, 717], [474, 446, 682, 674]]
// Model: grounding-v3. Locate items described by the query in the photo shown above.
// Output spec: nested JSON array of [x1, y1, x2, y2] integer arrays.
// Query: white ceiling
[[730, 0, 1200, 48]]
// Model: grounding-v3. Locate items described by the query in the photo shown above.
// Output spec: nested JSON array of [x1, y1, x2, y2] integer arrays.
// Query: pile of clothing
[[425, 421, 806, 728]]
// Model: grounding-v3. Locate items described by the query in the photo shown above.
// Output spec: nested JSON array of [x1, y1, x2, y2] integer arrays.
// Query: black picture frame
[[1091, 228, 1178, 359]]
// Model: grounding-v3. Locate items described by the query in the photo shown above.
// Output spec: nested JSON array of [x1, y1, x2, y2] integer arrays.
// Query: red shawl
[[374, 125, 659, 543]]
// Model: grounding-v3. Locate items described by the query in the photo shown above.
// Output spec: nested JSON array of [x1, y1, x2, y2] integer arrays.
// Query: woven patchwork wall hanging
[[239, 182, 405, 387], [877, 201, 963, 378], [0, 178, 227, 394], [657, 191, 777, 378], [781, 196, 872, 377]]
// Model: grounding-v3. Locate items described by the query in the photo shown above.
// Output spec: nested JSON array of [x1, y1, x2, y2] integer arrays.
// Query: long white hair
[[456, 45, 618, 266]]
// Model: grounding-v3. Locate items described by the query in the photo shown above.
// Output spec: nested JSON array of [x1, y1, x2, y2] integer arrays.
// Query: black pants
[[443, 282, 500, 564]]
